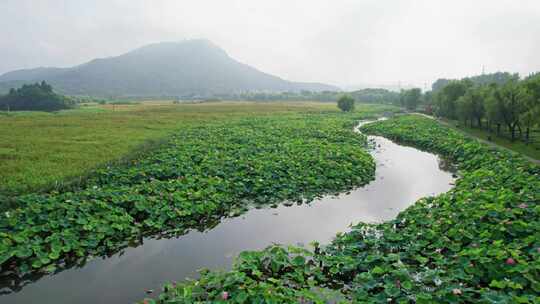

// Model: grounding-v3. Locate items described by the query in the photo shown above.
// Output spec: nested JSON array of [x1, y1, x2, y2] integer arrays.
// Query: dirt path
[[411, 113, 540, 165]]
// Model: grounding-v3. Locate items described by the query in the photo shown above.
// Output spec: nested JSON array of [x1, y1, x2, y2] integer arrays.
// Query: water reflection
[[0, 124, 455, 304]]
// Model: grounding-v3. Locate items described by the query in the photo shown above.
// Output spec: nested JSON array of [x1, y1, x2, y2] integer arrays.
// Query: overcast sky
[[0, 0, 539, 88]]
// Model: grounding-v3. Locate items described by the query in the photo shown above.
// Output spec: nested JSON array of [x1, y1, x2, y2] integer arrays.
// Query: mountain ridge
[[0, 40, 339, 97]]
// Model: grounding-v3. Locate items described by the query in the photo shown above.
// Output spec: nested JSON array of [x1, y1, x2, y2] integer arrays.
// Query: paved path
[[411, 113, 540, 165]]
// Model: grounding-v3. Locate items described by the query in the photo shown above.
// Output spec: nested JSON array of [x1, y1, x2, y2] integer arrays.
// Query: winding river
[[0, 120, 456, 303]]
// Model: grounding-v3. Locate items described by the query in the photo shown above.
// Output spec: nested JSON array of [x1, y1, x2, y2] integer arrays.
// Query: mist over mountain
[[0, 40, 338, 97]]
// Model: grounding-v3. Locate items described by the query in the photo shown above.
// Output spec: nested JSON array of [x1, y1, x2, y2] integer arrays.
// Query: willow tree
[[457, 86, 486, 128], [491, 81, 530, 141], [521, 74, 540, 142], [435, 80, 472, 119]]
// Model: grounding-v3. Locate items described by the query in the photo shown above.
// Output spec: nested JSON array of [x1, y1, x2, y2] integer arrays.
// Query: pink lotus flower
[[222, 291, 229, 300], [518, 203, 528, 209], [506, 257, 516, 265]]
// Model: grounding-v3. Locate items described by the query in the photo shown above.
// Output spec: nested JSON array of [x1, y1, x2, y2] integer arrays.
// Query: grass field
[[0, 101, 396, 196]]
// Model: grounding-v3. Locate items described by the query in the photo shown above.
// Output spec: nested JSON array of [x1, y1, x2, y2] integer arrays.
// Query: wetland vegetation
[[145, 115, 539, 303], [0, 98, 537, 304], [1, 2, 539, 302], [0, 102, 344, 196], [0, 102, 538, 303], [1, 103, 401, 283]]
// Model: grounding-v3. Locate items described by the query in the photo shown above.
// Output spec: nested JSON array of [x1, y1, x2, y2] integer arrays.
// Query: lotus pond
[[147, 116, 539, 303], [0, 115, 455, 303], [2, 114, 537, 303]]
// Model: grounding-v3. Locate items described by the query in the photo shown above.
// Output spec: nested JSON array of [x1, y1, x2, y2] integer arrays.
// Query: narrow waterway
[[0, 121, 456, 303]]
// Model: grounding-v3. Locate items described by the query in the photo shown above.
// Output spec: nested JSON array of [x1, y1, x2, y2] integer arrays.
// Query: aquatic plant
[[0, 113, 376, 279], [149, 115, 539, 303]]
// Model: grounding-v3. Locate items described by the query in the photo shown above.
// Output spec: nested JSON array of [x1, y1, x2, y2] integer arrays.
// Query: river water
[[0, 121, 455, 303]]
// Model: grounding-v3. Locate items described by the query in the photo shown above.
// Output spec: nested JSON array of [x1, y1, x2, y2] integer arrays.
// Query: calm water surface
[[0, 122, 455, 303]]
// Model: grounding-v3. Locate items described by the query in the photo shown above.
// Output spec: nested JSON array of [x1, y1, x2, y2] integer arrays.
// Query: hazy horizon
[[1, 0, 539, 88]]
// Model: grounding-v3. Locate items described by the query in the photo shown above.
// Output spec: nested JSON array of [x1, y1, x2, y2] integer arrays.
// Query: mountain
[[0, 40, 339, 97]]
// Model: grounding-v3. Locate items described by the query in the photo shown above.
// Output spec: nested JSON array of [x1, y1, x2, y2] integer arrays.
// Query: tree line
[[431, 72, 519, 93], [397, 72, 540, 143], [0, 81, 74, 112], [422, 72, 540, 143]]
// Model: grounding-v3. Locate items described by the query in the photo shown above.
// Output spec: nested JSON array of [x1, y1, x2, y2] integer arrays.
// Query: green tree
[[0, 82, 72, 112], [434, 72, 539, 144], [464, 72, 519, 86], [422, 91, 433, 106], [457, 86, 486, 128], [521, 74, 540, 142], [457, 94, 474, 126], [40, 80, 53, 93], [432, 72, 518, 92], [337, 95, 355, 112], [435, 80, 472, 119], [432, 78, 451, 92], [485, 83, 504, 134], [400, 88, 422, 110], [349, 88, 400, 105], [491, 81, 530, 141]]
